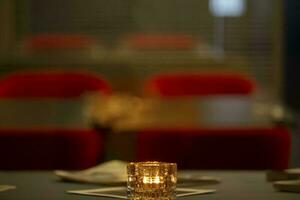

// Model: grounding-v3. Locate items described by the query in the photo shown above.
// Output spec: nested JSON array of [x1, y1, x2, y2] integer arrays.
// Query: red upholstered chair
[[137, 127, 291, 170], [0, 129, 103, 170], [0, 71, 112, 98], [122, 33, 198, 50], [0, 71, 111, 170], [137, 73, 291, 169], [22, 34, 95, 52], [145, 73, 256, 97]]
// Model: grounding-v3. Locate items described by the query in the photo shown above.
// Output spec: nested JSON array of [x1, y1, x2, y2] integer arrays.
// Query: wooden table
[[87, 94, 284, 161], [87, 94, 276, 132], [0, 95, 286, 162], [0, 94, 281, 131], [0, 171, 298, 200]]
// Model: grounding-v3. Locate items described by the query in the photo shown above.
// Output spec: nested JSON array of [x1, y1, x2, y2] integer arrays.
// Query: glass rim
[[127, 161, 177, 168]]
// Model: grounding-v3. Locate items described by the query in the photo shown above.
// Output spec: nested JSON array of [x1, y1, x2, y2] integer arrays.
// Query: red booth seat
[[0, 71, 112, 98], [0, 71, 111, 169], [137, 127, 291, 170], [0, 129, 103, 170], [145, 73, 256, 97]]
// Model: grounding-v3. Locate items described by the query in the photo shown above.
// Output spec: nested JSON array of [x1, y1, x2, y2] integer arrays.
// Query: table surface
[[88, 94, 275, 132], [0, 95, 276, 131], [0, 171, 298, 200], [0, 96, 279, 162]]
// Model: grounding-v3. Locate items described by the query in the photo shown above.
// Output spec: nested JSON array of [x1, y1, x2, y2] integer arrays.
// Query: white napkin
[[55, 160, 221, 185], [266, 168, 300, 182], [273, 180, 300, 193], [0, 185, 16, 192], [55, 160, 128, 185]]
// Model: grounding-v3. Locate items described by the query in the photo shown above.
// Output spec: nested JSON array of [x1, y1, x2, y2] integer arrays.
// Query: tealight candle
[[127, 161, 177, 200]]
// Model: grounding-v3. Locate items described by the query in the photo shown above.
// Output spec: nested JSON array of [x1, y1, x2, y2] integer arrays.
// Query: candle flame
[[143, 176, 160, 184]]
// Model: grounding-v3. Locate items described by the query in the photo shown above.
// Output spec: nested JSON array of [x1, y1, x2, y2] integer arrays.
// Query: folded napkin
[[266, 168, 300, 182], [0, 185, 16, 192], [266, 168, 300, 193], [55, 160, 221, 185], [55, 160, 128, 185], [273, 180, 300, 193]]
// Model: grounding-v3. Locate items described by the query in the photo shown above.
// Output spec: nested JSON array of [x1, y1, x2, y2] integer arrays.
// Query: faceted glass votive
[[127, 161, 177, 200]]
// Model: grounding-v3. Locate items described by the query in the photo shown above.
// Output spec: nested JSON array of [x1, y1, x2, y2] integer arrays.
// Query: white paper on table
[[67, 186, 216, 199], [55, 160, 221, 185], [0, 185, 16, 192], [273, 180, 300, 193], [55, 160, 128, 185]]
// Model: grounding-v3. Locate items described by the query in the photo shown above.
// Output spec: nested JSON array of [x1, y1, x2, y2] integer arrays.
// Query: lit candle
[[127, 161, 177, 200], [143, 175, 160, 184]]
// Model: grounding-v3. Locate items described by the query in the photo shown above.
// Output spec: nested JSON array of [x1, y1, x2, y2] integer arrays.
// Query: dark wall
[[285, 0, 300, 112]]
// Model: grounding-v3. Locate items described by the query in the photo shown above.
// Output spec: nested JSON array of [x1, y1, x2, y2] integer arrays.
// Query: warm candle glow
[[143, 175, 161, 184], [127, 161, 177, 200]]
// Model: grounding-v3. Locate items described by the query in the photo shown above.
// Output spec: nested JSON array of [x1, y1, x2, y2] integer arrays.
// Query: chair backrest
[[123, 33, 198, 50], [145, 73, 256, 97], [0, 71, 112, 98], [23, 34, 95, 52], [137, 127, 291, 170], [0, 128, 104, 170]]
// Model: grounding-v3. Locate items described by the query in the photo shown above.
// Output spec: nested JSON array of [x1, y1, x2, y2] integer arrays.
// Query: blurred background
[[0, 0, 299, 170], [0, 0, 283, 96]]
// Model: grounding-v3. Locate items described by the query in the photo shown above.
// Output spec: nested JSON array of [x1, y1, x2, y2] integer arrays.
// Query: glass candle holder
[[127, 161, 177, 200]]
